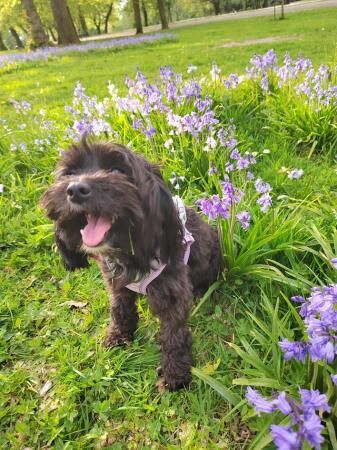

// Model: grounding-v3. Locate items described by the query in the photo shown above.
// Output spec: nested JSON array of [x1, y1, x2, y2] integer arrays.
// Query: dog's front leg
[[148, 272, 193, 391], [103, 288, 138, 347], [158, 318, 192, 391]]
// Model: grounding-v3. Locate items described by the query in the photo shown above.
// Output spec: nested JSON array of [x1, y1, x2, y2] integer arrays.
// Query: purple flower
[[331, 374, 337, 385], [331, 258, 337, 269], [255, 178, 272, 194], [279, 339, 309, 362], [309, 337, 335, 363], [208, 162, 217, 175], [160, 66, 174, 81], [132, 118, 143, 130], [230, 149, 240, 160], [299, 389, 330, 414], [143, 124, 156, 140], [236, 211, 251, 230], [0, 184, 3, 194], [181, 80, 202, 99], [246, 171, 255, 180], [225, 162, 234, 173], [291, 295, 305, 303], [248, 388, 328, 450], [246, 387, 275, 414], [210, 62, 221, 81], [275, 392, 292, 415], [301, 413, 325, 449], [257, 192, 272, 213], [288, 169, 304, 179], [270, 425, 300, 450], [261, 73, 269, 92], [187, 64, 197, 74]]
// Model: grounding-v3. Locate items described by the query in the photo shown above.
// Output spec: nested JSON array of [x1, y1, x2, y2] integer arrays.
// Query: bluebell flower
[[288, 169, 304, 179], [257, 192, 272, 213], [236, 211, 251, 230], [270, 425, 300, 450], [279, 339, 309, 362], [331, 258, 337, 269], [331, 374, 337, 385], [246, 387, 275, 414]]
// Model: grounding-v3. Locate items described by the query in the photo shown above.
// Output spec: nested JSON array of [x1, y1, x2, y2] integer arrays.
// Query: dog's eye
[[110, 168, 124, 174], [63, 168, 76, 176]]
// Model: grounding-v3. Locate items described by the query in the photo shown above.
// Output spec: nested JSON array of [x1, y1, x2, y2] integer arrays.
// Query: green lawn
[[1, 8, 337, 110], [1, 7, 337, 450]]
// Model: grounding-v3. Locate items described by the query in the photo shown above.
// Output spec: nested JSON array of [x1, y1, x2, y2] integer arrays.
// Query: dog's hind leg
[[103, 288, 138, 347]]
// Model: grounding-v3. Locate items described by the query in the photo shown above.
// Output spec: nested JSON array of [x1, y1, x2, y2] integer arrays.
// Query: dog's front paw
[[103, 328, 133, 348], [155, 370, 190, 393], [166, 377, 191, 392], [163, 371, 191, 392]]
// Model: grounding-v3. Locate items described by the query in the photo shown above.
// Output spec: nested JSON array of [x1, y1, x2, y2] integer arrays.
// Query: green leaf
[[191, 367, 241, 406]]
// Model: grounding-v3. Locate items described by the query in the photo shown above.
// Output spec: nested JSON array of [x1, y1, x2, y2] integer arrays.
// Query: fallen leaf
[[66, 301, 87, 309], [39, 380, 53, 397], [201, 358, 221, 375]]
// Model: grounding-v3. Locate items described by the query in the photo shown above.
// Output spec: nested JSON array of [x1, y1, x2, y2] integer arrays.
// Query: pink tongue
[[81, 216, 112, 247]]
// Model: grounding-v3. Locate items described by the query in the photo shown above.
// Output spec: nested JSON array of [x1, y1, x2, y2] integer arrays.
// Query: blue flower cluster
[[280, 284, 337, 363], [0, 33, 177, 69], [247, 387, 330, 449], [246, 268, 337, 449]]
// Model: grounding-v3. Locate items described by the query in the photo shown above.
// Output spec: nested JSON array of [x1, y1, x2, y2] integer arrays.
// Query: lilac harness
[[125, 196, 194, 295]]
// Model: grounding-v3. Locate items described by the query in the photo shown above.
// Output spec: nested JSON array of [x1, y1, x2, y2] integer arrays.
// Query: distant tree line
[[0, 0, 299, 51]]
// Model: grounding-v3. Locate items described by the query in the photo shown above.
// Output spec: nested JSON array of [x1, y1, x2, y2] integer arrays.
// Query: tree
[[0, 0, 27, 48], [9, 27, 24, 47], [50, 0, 80, 45], [132, 0, 143, 34], [104, 2, 113, 33], [157, 0, 168, 28], [21, 0, 48, 48], [0, 31, 7, 50], [210, 0, 221, 14], [78, 6, 89, 36], [142, 0, 148, 26]]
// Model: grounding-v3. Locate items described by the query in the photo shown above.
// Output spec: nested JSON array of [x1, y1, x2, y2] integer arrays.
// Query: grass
[[1, 8, 337, 111], [1, 7, 337, 449]]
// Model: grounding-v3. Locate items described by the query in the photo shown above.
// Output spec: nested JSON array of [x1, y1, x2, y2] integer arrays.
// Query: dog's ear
[[135, 159, 183, 265], [54, 219, 89, 271], [40, 185, 62, 221]]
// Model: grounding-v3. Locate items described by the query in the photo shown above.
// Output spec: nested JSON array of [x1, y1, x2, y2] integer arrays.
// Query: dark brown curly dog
[[41, 140, 220, 391]]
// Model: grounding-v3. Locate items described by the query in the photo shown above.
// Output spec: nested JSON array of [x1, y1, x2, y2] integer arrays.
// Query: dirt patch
[[220, 35, 299, 48]]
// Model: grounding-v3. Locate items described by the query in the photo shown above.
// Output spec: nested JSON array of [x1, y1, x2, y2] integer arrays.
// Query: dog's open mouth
[[80, 215, 113, 247]]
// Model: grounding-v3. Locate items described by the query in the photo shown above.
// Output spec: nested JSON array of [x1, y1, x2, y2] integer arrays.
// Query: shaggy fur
[[41, 140, 220, 391]]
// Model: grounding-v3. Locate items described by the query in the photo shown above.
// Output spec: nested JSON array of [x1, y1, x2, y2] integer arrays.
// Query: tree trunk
[[211, 0, 221, 15], [78, 7, 89, 36], [157, 0, 169, 29], [10, 27, 24, 48], [280, 0, 285, 18], [104, 3, 113, 34], [142, 0, 148, 27], [21, 0, 49, 48], [50, 0, 80, 45], [166, 0, 173, 23], [0, 32, 7, 51], [93, 16, 101, 34], [132, 0, 143, 34]]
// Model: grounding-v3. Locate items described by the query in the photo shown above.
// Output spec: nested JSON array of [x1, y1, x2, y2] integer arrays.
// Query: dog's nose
[[67, 182, 91, 203]]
